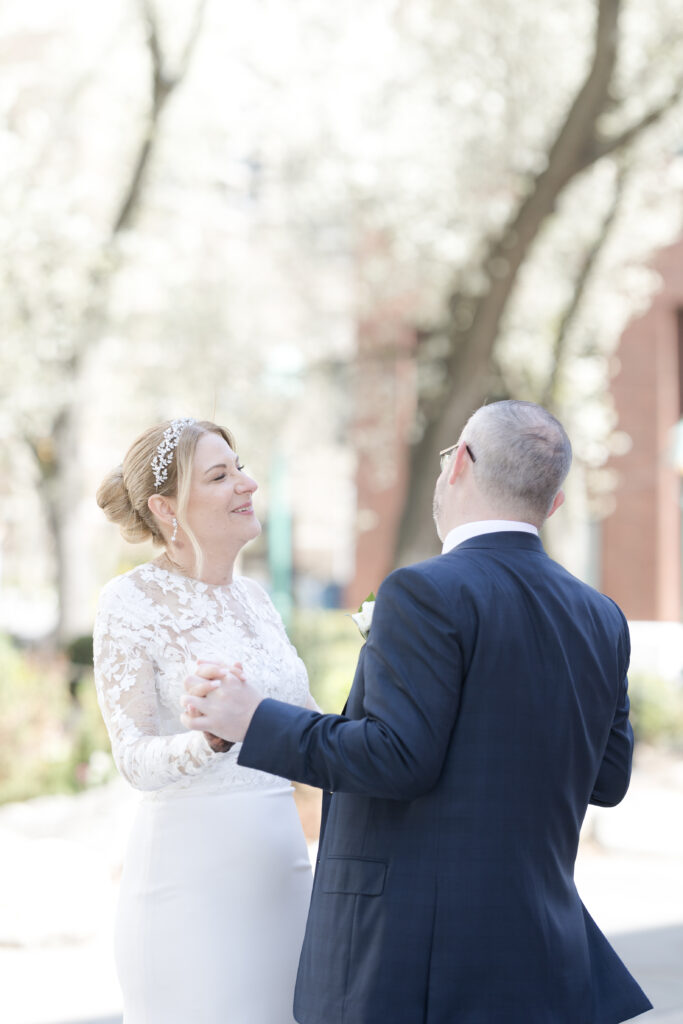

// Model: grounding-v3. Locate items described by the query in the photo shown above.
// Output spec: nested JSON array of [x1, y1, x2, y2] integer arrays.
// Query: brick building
[[348, 240, 683, 631], [601, 239, 683, 622]]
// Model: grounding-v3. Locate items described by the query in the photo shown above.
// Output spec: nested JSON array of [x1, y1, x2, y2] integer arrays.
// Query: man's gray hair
[[463, 401, 572, 519]]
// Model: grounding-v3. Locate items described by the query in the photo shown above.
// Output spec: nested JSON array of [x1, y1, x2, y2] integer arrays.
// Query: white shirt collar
[[441, 520, 539, 554]]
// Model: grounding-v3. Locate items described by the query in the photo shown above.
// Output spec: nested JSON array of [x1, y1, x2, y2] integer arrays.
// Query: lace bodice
[[93, 562, 312, 798]]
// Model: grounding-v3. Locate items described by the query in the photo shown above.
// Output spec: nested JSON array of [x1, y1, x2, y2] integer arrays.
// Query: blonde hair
[[97, 419, 235, 575]]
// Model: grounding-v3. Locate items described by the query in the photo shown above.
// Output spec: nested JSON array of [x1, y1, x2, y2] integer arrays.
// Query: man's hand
[[180, 661, 262, 743]]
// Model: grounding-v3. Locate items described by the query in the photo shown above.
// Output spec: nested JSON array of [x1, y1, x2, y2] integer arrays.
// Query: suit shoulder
[[591, 586, 629, 640], [380, 554, 469, 609], [393, 546, 513, 593], [382, 553, 448, 590], [547, 557, 627, 618], [537, 557, 630, 651]]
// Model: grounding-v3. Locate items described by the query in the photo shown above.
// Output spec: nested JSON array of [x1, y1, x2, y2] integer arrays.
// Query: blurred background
[[1, 0, 683, 1021]]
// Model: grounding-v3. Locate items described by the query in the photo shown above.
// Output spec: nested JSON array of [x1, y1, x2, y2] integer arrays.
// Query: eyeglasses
[[439, 442, 476, 472]]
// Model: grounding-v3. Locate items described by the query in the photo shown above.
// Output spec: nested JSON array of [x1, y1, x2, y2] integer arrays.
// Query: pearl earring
[[171, 517, 178, 543]]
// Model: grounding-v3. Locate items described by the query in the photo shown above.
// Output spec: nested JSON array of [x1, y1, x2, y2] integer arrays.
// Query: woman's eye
[[237, 463, 245, 472], [213, 474, 226, 481]]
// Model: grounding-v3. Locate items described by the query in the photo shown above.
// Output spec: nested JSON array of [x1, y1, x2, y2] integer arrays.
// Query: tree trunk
[[394, 335, 499, 565], [51, 405, 90, 642], [395, 0, 680, 566], [26, 1, 208, 645]]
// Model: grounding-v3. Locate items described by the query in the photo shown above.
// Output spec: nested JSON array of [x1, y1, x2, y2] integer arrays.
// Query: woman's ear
[[148, 493, 176, 529]]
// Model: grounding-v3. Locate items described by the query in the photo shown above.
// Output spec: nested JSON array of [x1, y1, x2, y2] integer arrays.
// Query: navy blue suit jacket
[[238, 532, 652, 1023]]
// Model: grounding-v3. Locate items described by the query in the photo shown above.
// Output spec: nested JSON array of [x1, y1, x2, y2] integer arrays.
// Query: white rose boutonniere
[[351, 592, 376, 640]]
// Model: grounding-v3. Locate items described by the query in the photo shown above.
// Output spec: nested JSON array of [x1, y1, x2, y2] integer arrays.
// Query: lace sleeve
[[93, 580, 214, 792]]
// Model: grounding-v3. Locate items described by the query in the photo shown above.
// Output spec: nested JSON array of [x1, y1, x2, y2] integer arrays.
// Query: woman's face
[[183, 431, 261, 557]]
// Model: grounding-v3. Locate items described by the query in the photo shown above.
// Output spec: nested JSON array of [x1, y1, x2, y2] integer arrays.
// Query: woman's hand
[[182, 661, 246, 752]]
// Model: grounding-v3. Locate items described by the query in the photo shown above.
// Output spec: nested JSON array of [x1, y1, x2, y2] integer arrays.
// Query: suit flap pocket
[[319, 857, 386, 896]]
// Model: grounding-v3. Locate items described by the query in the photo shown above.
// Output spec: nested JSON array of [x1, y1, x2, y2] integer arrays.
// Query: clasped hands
[[180, 660, 262, 746]]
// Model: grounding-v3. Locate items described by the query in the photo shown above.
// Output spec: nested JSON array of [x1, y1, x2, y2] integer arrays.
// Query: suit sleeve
[[238, 567, 466, 800], [589, 612, 634, 808]]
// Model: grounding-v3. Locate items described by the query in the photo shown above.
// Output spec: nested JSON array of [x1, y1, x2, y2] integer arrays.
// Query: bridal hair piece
[[151, 418, 196, 490], [97, 418, 236, 576]]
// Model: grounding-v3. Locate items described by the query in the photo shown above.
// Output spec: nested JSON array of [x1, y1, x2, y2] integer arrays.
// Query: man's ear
[[148, 493, 176, 529], [547, 489, 565, 518], [447, 442, 470, 485]]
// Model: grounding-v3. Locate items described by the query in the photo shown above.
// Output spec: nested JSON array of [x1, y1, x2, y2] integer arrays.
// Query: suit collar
[[446, 531, 546, 554], [442, 520, 539, 554]]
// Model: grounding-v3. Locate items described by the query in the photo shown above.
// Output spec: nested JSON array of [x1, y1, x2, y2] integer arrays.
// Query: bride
[[94, 417, 316, 1024]]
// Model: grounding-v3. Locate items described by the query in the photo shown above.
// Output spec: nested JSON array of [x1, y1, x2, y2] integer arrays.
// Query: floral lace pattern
[[93, 562, 312, 799]]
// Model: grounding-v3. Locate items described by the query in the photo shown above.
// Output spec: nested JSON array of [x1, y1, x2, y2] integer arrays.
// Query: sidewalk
[[1, 747, 681, 1024], [575, 746, 683, 1023]]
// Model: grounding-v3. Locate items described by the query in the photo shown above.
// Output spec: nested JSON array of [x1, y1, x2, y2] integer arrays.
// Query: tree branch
[[438, 0, 623, 417], [139, 0, 165, 84], [177, 0, 209, 80], [541, 161, 628, 409], [396, 0, 626, 565], [112, 0, 207, 236], [462, 0, 621, 335], [590, 81, 683, 164]]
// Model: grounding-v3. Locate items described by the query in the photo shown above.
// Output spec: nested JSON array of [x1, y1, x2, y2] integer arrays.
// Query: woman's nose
[[237, 473, 258, 493]]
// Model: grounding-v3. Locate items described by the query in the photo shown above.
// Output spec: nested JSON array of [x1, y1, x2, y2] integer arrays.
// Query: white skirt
[[115, 785, 313, 1024]]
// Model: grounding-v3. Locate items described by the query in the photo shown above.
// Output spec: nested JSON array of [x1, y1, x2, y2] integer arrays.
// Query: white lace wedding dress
[[93, 561, 314, 1024]]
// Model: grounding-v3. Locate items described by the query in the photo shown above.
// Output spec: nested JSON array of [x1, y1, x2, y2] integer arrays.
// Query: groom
[[183, 400, 652, 1024]]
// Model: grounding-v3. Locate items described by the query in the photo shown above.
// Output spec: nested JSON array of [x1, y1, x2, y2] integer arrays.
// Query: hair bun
[[96, 465, 153, 544]]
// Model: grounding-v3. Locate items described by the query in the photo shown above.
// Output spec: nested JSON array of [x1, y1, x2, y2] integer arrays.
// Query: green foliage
[[289, 609, 362, 713], [64, 634, 94, 666], [628, 671, 683, 748], [0, 635, 114, 805]]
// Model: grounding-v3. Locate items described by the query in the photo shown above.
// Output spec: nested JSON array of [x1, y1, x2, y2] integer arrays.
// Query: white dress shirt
[[441, 520, 539, 554]]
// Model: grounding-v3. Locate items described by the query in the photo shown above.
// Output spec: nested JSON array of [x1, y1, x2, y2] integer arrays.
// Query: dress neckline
[[147, 559, 241, 592]]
